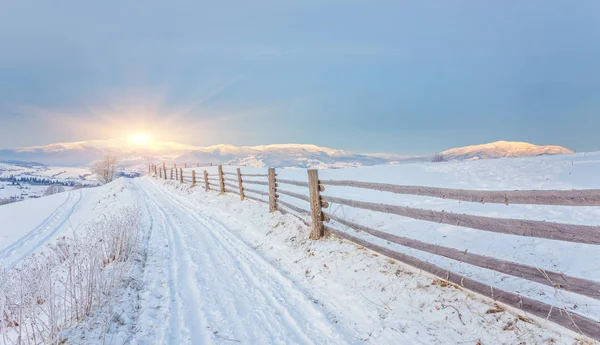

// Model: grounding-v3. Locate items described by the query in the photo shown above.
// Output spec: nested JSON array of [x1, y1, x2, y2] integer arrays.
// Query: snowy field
[[183, 151, 600, 336], [0, 152, 599, 344]]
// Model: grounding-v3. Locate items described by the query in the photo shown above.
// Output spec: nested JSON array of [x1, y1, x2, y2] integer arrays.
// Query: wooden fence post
[[185, 163, 187, 168], [237, 168, 245, 200], [175, 167, 178, 181], [204, 170, 209, 191], [154, 165, 157, 176], [268, 168, 277, 212], [163, 167, 167, 180], [308, 169, 324, 239], [159, 167, 162, 178], [180, 168, 183, 183], [192, 170, 196, 186], [218, 165, 225, 193], [170, 168, 173, 180]]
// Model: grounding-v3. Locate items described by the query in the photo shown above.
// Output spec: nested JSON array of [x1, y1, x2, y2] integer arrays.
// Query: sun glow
[[129, 133, 151, 145]]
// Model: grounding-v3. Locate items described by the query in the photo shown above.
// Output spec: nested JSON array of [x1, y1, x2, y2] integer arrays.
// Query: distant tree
[[431, 153, 447, 163], [44, 184, 65, 196], [91, 154, 120, 184]]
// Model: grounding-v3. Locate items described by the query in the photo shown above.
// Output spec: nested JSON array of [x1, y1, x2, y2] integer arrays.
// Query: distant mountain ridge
[[439, 141, 574, 161], [0, 139, 574, 167]]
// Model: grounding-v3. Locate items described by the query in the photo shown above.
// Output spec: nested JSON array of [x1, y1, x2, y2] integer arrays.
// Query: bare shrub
[[431, 153, 447, 163], [91, 155, 120, 184], [44, 185, 65, 196], [0, 207, 141, 344]]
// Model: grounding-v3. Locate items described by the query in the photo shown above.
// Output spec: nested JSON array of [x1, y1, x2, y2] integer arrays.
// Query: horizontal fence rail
[[321, 195, 600, 245], [323, 211, 600, 299], [242, 173, 268, 177], [149, 164, 600, 341], [277, 188, 311, 203], [243, 187, 270, 197], [278, 179, 309, 187], [321, 180, 600, 206], [242, 179, 270, 186]]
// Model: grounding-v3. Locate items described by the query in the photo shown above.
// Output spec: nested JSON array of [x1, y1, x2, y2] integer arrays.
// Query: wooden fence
[[148, 163, 600, 341]]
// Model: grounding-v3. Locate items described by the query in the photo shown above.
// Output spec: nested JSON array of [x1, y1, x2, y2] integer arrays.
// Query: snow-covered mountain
[[439, 141, 573, 161], [0, 139, 574, 168], [175, 144, 391, 168], [0, 139, 194, 166]]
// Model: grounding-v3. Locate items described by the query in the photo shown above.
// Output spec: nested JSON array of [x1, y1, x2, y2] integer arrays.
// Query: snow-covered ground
[[1, 151, 599, 344], [182, 151, 600, 336]]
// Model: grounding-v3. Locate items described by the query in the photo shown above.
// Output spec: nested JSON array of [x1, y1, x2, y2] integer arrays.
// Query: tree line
[[0, 176, 79, 186]]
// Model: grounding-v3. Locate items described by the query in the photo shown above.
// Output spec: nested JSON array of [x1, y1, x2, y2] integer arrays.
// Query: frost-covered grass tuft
[[0, 207, 142, 345]]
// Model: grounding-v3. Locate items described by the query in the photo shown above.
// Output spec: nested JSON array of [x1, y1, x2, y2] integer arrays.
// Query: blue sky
[[0, 1, 599, 155]]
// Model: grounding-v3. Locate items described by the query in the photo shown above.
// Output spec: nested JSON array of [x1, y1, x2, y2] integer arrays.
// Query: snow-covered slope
[[2, 152, 599, 344], [176, 144, 391, 168], [439, 141, 573, 160]]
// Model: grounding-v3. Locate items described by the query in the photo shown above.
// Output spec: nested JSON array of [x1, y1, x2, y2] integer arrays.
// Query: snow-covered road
[[129, 178, 357, 344]]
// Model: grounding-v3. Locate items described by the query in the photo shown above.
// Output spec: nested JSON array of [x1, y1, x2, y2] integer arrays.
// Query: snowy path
[[129, 178, 357, 345], [0, 189, 82, 269]]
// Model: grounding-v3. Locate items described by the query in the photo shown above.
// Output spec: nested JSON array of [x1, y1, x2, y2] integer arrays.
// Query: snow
[[0, 179, 136, 270], [144, 178, 590, 344], [1, 151, 598, 344], [188, 151, 600, 327]]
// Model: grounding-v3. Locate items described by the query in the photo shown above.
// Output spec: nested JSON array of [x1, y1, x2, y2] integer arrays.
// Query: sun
[[129, 133, 151, 145]]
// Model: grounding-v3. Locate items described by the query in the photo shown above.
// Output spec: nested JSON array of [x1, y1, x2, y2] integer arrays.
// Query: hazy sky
[[1, 1, 599, 155]]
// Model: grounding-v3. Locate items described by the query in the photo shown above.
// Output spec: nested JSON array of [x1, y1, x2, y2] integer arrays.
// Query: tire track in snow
[[140, 178, 358, 344], [132, 181, 211, 344], [0, 190, 82, 269]]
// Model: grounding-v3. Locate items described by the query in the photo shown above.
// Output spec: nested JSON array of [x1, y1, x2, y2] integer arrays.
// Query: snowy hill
[[439, 141, 573, 161], [0, 139, 194, 166], [0, 139, 575, 168], [176, 144, 392, 168]]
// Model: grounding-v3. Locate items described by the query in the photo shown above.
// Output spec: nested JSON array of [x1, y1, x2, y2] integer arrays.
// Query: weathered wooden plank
[[218, 165, 226, 193], [244, 194, 269, 205], [237, 168, 245, 200], [308, 170, 324, 239], [244, 187, 270, 197], [320, 180, 600, 206], [203, 170, 209, 191], [324, 212, 600, 299], [278, 179, 309, 187], [277, 188, 310, 203], [224, 188, 240, 195], [321, 195, 600, 244], [224, 182, 239, 190], [268, 168, 277, 212], [243, 173, 268, 177], [242, 180, 270, 186], [324, 225, 600, 341], [278, 199, 310, 216]]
